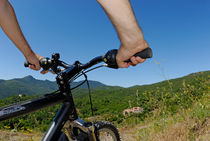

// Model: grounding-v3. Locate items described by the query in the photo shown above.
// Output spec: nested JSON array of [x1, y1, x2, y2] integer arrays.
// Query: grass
[[136, 92, 210, 141], [0, 94, 209, 141], [0, 130, 43, 141], [116, 72, 210, 140]]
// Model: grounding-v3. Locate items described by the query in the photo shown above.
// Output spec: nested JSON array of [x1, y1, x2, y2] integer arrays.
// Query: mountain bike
[[0, 48, 152, 141]]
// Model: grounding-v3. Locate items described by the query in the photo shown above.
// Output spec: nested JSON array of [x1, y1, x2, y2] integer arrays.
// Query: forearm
[[97, 0, 145, 48], [0, 0, 33, 58]]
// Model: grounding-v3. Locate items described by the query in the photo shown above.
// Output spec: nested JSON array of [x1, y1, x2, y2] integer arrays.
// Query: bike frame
[[1, 81, 96, 141], [0, 62, 98, 141]]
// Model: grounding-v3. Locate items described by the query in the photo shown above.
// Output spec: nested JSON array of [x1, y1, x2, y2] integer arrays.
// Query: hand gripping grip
[[104, 47, 153, 69], [24, 58, 51, 70]]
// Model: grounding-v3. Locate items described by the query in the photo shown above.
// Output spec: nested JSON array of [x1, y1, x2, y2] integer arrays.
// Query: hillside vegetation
[[0, 71, 209, 140], [0, 75, 116, 99]]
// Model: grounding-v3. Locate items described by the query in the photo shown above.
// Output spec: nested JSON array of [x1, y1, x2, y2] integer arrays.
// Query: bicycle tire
[[64, 121, 121, 141], [94, 121, 121, 141]]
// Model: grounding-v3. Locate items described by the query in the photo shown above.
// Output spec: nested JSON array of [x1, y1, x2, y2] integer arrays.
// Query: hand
[[116, 40, 149, 68], [25, 52, 42, 71]]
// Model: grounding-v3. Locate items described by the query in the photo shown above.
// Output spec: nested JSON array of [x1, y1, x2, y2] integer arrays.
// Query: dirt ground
[[0, 120, 209, 141], [0, 127, 139, 141], [0, 130, 43, 141]]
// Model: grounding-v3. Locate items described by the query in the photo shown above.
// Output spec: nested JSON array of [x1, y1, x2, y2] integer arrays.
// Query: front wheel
[[94, 121, 121, 141]]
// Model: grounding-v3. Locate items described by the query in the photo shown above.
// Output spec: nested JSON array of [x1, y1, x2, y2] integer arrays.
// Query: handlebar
[[25, 47, 153, 73], [103, 48, 152, 68]]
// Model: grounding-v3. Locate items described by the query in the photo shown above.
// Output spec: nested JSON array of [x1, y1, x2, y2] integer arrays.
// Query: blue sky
[[0, 0, 209, 87]]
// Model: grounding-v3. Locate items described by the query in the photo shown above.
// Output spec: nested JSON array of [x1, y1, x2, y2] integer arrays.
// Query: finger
[[136, 57, 146, 63], [118, 62, 130, 68], [29, 65, 39, 71], [36, 64, 41, 70], [34, 62, 41, 70], [130, 56, 138, 65]]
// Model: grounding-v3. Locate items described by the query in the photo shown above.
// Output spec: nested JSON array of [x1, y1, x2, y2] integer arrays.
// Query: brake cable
[[70, 78, 87, 90], [69, 64, 106, 117], [82, 72, 94, 117], [83, 65, 106, 74], [71, 65, 105, 82]]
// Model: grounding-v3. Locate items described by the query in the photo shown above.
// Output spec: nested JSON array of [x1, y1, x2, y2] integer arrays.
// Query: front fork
[[55, 73, 97, 140], [64, 118, 97, 141]]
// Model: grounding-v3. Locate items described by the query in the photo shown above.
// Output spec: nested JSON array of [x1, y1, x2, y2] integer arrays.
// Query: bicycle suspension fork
[[42, 74, 79, 141]]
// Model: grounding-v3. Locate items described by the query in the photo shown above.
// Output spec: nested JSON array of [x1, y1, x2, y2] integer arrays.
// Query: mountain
[[0, 71, 209, 99], [0, 75, 115, 99], [71, 70, 210, 104], [71, 70, 209, 118]]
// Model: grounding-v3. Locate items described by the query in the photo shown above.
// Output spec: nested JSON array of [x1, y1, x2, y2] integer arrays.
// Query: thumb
[[117, 62, 130, 68]]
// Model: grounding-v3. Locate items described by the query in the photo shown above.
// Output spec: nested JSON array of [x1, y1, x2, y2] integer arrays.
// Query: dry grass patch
[[0, 130, 43, 141]]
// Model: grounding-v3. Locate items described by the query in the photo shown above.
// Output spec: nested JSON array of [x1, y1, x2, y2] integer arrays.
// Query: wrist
[[22, 47, 34, 59], [120, 27, 144, 46], [122, 39, 148, 53]]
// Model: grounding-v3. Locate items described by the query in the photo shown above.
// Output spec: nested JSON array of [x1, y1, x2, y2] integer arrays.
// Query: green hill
[[0, 75, 119, 99], [0, 71, 209, 133], [0, 76, 57, 98], [72, 71, 209, 117]]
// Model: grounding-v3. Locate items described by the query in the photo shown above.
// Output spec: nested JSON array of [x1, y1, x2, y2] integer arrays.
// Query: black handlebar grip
[[125, 47, 153, 63], [104, 47, 153, 69]]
